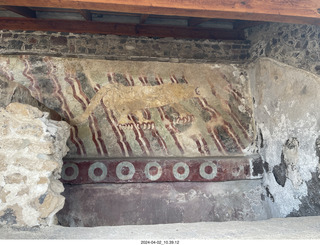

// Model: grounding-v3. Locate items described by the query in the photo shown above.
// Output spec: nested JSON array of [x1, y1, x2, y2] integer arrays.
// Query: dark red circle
[[65, 167, 74, 176], [205, 166, 213, 174], [149, 166, 158, 176], [177, 166, 185, 174], [94, 168, 103, 176], [121, 166, 130, 175]]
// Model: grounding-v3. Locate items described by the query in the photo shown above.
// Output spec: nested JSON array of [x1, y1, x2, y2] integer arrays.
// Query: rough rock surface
[[0, 103, 70, 227]]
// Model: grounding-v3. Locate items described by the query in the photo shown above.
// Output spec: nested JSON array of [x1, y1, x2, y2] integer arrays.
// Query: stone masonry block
[[0, 103, 70, 227], [6, 103, 43, 118], [5, 173, 27, 184]]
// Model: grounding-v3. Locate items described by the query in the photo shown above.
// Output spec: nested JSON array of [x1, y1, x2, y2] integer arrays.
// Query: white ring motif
[[116, 161, 135, 180], [61, 163, 79, 181], [172, 162, 190, 180], [144, 162, 162, 181], [199, 161, 217, 180], [88, 162, 107, 182]]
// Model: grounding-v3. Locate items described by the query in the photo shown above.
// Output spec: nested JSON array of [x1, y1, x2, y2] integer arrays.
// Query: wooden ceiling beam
[[0, 17, 243, 40], [0, 0, 319, 25], [2, 6, 36, 18]]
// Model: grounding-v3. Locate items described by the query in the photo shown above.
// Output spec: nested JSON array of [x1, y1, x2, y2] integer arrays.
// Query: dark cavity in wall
[[272, 137, 300, 187], [272, 152, 287, 187], [252, 157, 264, 176], [265, 186, 274, 202]]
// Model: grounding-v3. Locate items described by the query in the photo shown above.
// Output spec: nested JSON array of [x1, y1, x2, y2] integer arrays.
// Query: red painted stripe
[[65, 74, 108, 156], [170, 76, 177, 83], [213, 127, 228, 153], [65, 76, 88, 109], [201, 137, 211, 155], [155, 76, 184, 154], [44, 57, 86, 155], [222, 121, 245, 149], [88, 116, 101, 155], [101, 102, 126, 156], [200, 97, 244, 151], [22, 57, 42, 102], [128, 115, 150, 156], [151, 128, 169, 155], [125, 76, 154, 156], [191, 135, 205, 155], [140, 77, 168, 155], [92, 115, 109, 155], [138, 76, 146, 85], [182, 75, 189, 84], [196, 98, 227, 154], [110, 109, 133, 156], [229, 111, 250, 140], [211, 86, 250, 141]]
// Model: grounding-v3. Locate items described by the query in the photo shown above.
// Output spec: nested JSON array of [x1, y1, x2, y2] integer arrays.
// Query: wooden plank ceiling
[[0, 0, 319, 40]]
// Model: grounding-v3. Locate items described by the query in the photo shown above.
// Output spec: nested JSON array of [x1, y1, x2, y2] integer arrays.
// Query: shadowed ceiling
[[0, 0, 319, 40]]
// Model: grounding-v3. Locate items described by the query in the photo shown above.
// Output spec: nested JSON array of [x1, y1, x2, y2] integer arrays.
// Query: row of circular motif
[[62, 161, 218, 182]]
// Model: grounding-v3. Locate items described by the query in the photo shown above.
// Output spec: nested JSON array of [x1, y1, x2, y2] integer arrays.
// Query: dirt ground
[[1, 216, 320, 240]]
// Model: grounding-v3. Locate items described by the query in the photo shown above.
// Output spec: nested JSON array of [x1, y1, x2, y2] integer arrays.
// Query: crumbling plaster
[[249, 57, 320, 217]]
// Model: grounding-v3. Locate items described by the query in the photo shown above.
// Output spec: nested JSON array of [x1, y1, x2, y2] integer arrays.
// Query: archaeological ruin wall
[[0, 22, 319, 227]]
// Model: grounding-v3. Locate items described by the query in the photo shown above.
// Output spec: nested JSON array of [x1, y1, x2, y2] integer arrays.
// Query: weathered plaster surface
[[0, 55, 255, 158], [0, 103, 70, 227], [57, 180, 269, 226], [249, 58, 320, 217]]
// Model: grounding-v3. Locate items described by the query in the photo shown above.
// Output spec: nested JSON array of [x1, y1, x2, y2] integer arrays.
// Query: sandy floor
[[1, 216, 320, 240]]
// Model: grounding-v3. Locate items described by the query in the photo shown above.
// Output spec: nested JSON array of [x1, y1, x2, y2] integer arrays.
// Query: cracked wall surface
[[246, 22, 320, 218], [0, 55, 255, 158], [249, 57, 320, 217]]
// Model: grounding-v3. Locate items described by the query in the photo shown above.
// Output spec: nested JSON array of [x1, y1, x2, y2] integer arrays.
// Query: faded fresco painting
[[0, 55, 254, 158]]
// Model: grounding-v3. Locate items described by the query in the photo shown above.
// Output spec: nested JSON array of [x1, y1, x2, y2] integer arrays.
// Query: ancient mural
[[0, 55, 254, 158]]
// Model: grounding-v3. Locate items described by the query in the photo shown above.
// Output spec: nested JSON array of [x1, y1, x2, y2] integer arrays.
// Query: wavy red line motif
[[44, 57, 86, 156], [154, 76, 185, 155], [22, 57, 42, 102], [196, 97, 244, 154], [65, 74, 108, 156]]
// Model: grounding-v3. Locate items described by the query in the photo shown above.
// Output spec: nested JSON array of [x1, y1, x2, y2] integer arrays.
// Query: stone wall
[[246, 22, 320, 217], [0, 30, 250, 63], [0, 103, 69, 227], [246, 23, 320, 76]]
